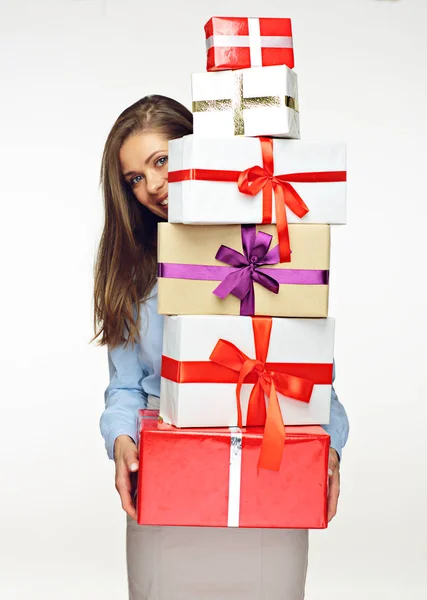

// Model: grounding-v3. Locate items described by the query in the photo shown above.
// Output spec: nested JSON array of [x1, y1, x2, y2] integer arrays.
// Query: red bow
[[237, 137, 310, 263], [209, 317, 314, 471]]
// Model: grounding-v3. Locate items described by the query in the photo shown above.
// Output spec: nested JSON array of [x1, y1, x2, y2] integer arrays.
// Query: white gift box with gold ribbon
[[191, 65, 300, 138]]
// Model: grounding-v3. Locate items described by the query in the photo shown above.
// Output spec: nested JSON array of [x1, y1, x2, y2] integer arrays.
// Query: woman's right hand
[[114, 435, 139, 521]]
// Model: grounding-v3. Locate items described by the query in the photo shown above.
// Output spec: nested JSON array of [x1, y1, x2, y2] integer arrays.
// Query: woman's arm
[[100, 336, 150, 521], [322, 362, 349, 460], [100, 297, 161, 520], [321, 362, 349, 521], [100, 339, 148, 461]]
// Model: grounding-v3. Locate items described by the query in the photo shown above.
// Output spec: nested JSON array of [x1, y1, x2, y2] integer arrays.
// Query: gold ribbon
[[192, 73, 299, 135]]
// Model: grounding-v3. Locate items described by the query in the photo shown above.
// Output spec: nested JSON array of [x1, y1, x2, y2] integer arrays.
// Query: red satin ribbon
[[162, 356, 332, 384], [237, 138, 308, 263], [161, 317, 333, 471], [168, 139, 346, 263]]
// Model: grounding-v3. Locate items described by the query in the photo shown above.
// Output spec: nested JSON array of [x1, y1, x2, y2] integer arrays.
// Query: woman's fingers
[[116, 463, 138, 521], [327, 470, 340, 522], [327, 449, 340, 523], [114, 436, 139, 521]]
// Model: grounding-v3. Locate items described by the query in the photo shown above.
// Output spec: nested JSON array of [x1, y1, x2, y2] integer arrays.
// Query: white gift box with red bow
[[168, 135, 347, 225], [160, 315, 335, 431]]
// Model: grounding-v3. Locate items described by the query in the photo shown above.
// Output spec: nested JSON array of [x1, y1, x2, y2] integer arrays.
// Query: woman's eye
[[156, 156, 168, 167], [130, 175, 143, 186]]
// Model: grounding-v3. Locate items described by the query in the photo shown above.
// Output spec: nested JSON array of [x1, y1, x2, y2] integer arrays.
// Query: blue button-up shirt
[[100, 287, 349, 461]]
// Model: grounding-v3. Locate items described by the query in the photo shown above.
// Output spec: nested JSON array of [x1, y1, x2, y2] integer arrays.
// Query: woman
[[94, 94, 350, 600]]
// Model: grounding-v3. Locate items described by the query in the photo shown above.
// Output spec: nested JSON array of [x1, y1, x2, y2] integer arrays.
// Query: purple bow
[[213, 225, 280, 316]]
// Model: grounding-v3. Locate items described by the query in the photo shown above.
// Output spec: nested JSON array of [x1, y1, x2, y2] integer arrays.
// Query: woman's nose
[[146, 171, 164, 195]]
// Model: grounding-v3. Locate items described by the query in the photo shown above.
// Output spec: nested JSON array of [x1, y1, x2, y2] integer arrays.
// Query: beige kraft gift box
[[157, 223, 330, 317]]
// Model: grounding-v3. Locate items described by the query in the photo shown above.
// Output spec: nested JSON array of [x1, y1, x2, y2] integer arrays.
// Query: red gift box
[[137, 410, 330, 529], [205, 17, 295, 72]]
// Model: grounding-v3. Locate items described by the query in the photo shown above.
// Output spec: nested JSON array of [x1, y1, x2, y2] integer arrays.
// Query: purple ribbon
[[158, 263, 328, 285], [158, 225, 329, 316], [212, 225, 281, 315]]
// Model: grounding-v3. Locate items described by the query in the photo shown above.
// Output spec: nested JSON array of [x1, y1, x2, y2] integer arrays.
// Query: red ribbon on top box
[[205, 17, 295, 71], [137, 410, 330, 529]]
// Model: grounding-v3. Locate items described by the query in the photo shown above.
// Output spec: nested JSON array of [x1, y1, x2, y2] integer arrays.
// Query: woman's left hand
[[327, 448, 340, 522]]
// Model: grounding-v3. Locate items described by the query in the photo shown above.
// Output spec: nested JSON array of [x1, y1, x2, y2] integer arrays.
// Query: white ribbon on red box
[[205, 17, 293, 67], [227, 427, 243, 527]]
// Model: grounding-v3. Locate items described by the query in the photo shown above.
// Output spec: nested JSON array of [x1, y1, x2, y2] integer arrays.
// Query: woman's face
[[120, 131, 169, 220]]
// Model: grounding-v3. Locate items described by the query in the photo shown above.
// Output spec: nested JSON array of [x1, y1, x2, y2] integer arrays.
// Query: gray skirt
[[126, 518, 308, 600]]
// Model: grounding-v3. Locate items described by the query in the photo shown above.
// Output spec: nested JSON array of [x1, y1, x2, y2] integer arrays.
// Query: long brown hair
[[93, 95, 193, 348]]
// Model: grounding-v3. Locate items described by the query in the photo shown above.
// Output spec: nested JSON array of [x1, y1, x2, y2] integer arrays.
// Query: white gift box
[[192, 65, 300, 138], [160, 315, 335, 428], [168, 135, 347, 224]]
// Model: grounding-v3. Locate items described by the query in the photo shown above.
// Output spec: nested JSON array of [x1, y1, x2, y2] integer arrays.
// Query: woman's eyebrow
[[123, 149, 168, 177], [123, 170, 139, 178], [144, 149, 168, 164]]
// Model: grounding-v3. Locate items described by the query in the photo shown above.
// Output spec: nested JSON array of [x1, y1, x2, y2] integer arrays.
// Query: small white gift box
[[192, 65, 300, 138]]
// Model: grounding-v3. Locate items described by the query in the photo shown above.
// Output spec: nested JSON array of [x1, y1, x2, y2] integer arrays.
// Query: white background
[[0, 0, 426, 598]]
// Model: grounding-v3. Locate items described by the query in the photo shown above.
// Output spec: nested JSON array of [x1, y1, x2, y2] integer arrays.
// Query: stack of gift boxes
[[137, 17, 347, 529]]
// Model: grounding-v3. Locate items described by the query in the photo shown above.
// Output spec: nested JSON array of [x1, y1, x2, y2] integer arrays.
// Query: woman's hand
[[327, 448, 340, 522], [114, 435, 139, 521]]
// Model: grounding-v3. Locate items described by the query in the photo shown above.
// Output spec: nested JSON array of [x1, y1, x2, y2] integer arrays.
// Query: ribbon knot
[[209, 317, 314, 471], [213, 225, 280, 316], [237, 138, 310, 263]]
